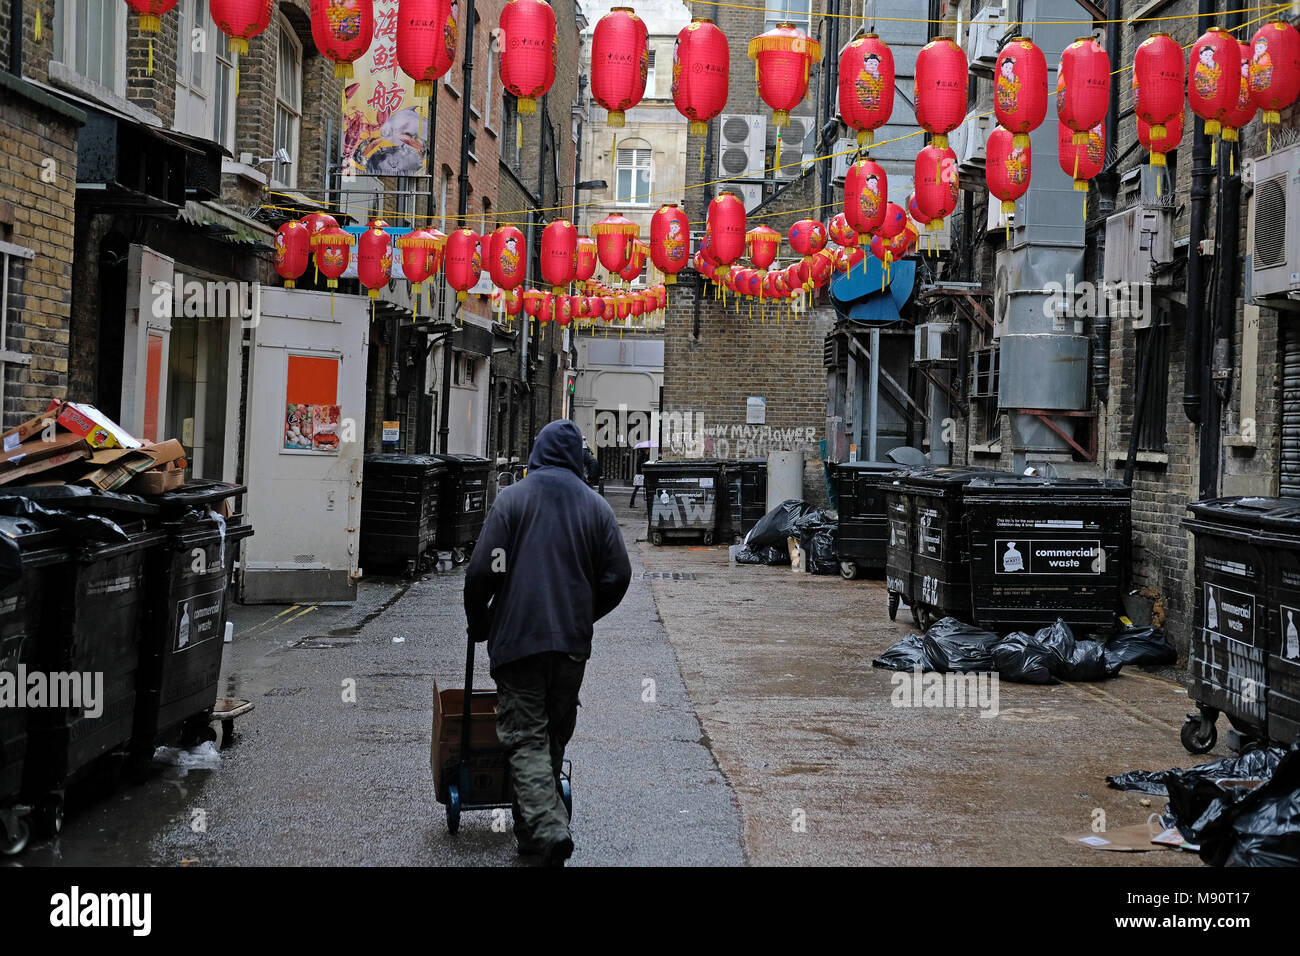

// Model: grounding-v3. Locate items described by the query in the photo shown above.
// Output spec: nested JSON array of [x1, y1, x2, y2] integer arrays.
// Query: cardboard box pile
[[0, 401, 188, 494]]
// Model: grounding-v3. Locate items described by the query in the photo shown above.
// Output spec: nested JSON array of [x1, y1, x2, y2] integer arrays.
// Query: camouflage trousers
[[495, 652, 585, 854]]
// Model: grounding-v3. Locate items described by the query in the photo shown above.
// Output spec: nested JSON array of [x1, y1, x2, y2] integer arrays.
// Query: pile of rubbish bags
[[1108, 745, 1300, 866], [732, 499, 839, 575], [873, 617, 1176, 683]]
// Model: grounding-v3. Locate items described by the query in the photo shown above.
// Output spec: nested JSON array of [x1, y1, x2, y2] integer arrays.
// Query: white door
[[239, 288, 369, 604]]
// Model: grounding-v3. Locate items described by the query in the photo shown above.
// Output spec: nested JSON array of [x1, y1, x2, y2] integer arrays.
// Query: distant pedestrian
[[464, 420, 631, 865]]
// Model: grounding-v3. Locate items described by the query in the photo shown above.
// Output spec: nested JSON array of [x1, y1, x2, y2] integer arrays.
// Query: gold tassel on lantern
[[34, 6, 41, 40], [149, 39, 154, 76]]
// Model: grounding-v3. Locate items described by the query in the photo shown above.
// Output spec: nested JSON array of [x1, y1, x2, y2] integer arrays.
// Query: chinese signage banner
[[342, 0, 430, 177]]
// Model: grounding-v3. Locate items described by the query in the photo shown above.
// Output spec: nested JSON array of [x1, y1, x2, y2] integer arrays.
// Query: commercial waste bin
[[720, 459, 767, 543], [643, 459, 722, 546], [361, 454, 447, 575], [0, 514, 67, 855], [1182, 497, 1281, 754], [433, 454, 491, 562], [965, 476, 1131, 634], [1239, 500, 1300, 748], [832, 461, 900, 580], [133, 487, 254, 760]]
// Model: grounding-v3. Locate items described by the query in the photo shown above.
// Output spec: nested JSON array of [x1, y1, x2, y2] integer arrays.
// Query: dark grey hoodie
[[464, 420, 632, 673]]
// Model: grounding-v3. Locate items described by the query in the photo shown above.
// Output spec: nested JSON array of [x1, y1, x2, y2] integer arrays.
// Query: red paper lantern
[[540, 219, 577, 292], [591, 7, 649, 128], [1131, 33, 1183, 144], [125, 0, 178, 33], [871, 229, 911, 264], [706, 192, 747, 273], [555, 294, 574, 327], [488, 225, 526, 291], [810, 250, 835, 288], [523, 288, 546, 321], [985, 126, 1032, 215], [915, 35, 967, 149], [357, 226, 393, 300], [397, 0, 457, 97], [1224, 39, 1257, 143], [994, 37, 1047, 148], [539, 293, 553, 325], [654, 284, 667, 312], [499, 0, 556, 114], [828, 212, 857, 248], [839, 33, 894, 147], [397, 229, 439, 296], [1138, 107, 1183, 168], [877, 202, 907, 241], [302, 212, 339, 239], [592, 213, 639, 274], [673, 17, 729, 135], [1249, 21, 1300, 141], [787, 219, 827, 261], [501, 287, 523, 317], [650, 204, 690, 284], [914, 145, 958, 230], [311, 0, 373, 79], [601, 295, 617, 321], [1058, 120, 1104, 191], [630, 293, 645, 319], [747, 22, 822, 128], [274, 220, 311, 288], [575, 237, 598, 282], [587, 296, 606, 321], [210, 0, 273, 55], [444, 228, 481, 302], [1057, 36, 1111, 145], [746, 225, 781, 271], [312, 226, 354, 289], [1188, 28, 1239, 139], [844, 157, 887, 241]]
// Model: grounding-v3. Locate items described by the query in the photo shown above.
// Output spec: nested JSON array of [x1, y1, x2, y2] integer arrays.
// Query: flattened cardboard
[[0, 404, 61, 452], [0, 446, 91, 486], [55, 402, 141, 450], [1067, 823, 1176, 852], [0, 431, 86, 469]]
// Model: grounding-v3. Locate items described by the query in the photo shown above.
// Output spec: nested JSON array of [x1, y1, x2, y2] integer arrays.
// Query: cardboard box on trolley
[[430, 683, 512, 806]]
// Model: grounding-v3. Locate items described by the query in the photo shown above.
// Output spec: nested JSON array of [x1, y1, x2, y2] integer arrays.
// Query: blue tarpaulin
[[830, 257, 916, 324]]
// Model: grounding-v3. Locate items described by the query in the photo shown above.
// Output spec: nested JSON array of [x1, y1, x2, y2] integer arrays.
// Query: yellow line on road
[[237, 604, 309, 638]]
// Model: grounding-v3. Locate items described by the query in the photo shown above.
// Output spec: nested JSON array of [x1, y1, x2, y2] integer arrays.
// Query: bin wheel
[[125, 748, 154, 785], [220, 719, 237, 750], [181, 716, 218, 748], [1181, 713, 1218, 755], [453, 547, 467, 565], [560, 778, 572, 820], [34, 795, 63, 839], [0, 815, 29, 856], [840, 560, 861, 580], [910, 603, 924, 632], [651, 531, 663, 547], [703, 531, 714, 546], [446, 784, 461, 834], [887, 591, 900, 620]]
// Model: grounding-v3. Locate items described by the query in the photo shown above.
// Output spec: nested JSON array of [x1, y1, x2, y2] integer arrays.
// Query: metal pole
[[868, 327, 880, 460]]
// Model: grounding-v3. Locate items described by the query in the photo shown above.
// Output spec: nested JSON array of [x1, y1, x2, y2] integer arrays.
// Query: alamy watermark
[[152, 274, 262, 329], [1041, 276, 1153, 322], [0, 666, 104, 718], [890, 666, 1000, 718]]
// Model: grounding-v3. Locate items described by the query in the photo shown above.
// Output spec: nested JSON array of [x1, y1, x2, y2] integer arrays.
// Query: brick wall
[[0, 78, 81, 429]]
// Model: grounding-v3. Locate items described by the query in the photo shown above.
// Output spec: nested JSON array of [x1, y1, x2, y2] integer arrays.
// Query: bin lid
[[431, 454, 491, 470], [1187, 496, 1300, 532], [154, 479, 248, 512], [642, 459, 722, 472], [832, 460, 901, 475], [964, 475, 1131, 499], [895, 466, 1008, 490], [0, 484, 159, 517]]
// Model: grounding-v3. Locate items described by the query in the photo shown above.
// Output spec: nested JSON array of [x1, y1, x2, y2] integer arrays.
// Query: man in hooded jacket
[[464, 420, 631, 865]]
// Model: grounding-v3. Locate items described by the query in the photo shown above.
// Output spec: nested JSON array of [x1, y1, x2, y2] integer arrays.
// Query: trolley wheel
[[446, 784, 461, 834], [220, 719, 237, 750], [651, 531, 663, 547], [0, 815, 29, 856], [703, 531, 714, 546], [840, 560, 861, 580], [887, 590, 900, 621], [453, 547, 468, 566], [560, 778, 572, 820], [180, 716, 218, 748], [34, 794, 63, 839], [1181, 713, 1218, 755]]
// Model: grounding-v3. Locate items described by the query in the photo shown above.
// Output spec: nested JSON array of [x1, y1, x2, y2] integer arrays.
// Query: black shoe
[[517, 838, 542, 856], [542, 837, 574, 867]]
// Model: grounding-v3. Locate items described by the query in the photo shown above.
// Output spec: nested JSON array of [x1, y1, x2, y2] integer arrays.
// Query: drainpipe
[[1183, 0, 1215, 425], [8, 0, 21, 75], [415, 63, 439, 454], [1091, 0, 1121, 405]]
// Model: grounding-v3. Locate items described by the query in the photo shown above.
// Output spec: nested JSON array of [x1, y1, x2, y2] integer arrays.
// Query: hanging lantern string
[[687, 0, 1286, 25]]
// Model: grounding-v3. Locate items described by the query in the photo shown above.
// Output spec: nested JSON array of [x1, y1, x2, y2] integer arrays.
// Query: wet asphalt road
[[14, 485, 1219, 866]]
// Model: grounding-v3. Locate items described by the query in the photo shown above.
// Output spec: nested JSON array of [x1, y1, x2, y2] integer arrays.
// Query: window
[[1133, 324, 1169, 453], [444, 0, 463, 93], [440, 169, 451, 231], [765, 0, 810, 33], [53, 0, 126, 94], [273, 17, 302, 188], [501, 94, 519, 165], [615, 147, 652, 205], [645, 50, 656, 96], [484, 38, 497, 133], [453, 353, 477, 386], [174, 0, 237, 150]]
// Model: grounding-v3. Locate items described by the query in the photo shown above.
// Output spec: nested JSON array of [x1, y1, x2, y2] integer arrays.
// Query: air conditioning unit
[[956, 113, 991, 173], [831, 138, 857, 182], [1249, 141, 1300, 301], [717, 114, 766, 181], [987, 196, 1011, 234], [914, 322, 957, 362], [735, 182, 764, 212], [1103, 203, 1173, 310], [774, 114, 811, 179], [965, 6, 1009, 75]]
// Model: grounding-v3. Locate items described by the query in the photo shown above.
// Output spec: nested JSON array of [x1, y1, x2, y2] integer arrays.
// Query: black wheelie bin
[[643, 459, 723, 546], [1247, 501, 1300, 748], [361, 454, 447, 575], [1181, 497, 1281, 754], [433, 454, 491, 563], [0, 513, 67, 856], [132, 482, 254, 764], [831, 460, 901, 580], [964, 475, 1131, 635]]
